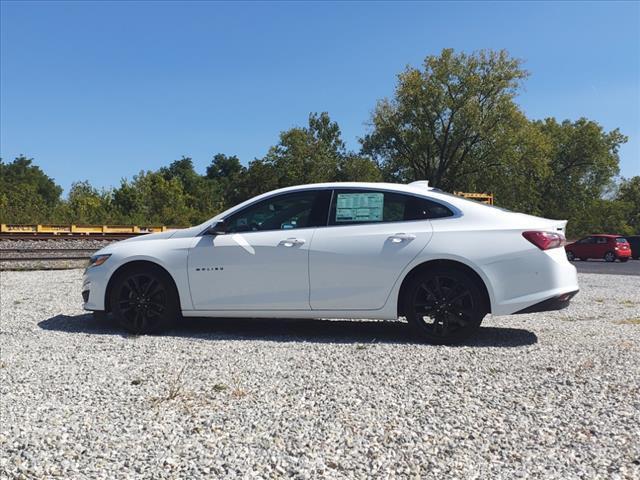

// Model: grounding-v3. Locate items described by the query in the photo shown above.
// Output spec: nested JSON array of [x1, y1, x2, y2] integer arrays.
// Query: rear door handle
[[388, 233, 416, 243], [278, 238, 305, 247]]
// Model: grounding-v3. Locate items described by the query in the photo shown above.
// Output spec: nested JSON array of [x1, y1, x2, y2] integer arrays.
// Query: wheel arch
[[104, 260, 181, 312], [396, 259, 492, 317]]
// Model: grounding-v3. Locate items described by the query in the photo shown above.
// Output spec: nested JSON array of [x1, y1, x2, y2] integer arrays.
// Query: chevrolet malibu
[[82, 182, 579, 344]]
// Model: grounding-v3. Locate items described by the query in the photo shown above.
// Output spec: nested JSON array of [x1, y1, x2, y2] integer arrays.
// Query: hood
[[96, 225, 203, 254], [117, 225, 203, 243]]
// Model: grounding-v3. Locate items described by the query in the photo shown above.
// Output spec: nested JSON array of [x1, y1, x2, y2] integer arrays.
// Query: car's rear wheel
[[109, 265, 179, 334], [566, 251, 575, 261], [604, 251, 616, 262], [404, 267, 487, 345]]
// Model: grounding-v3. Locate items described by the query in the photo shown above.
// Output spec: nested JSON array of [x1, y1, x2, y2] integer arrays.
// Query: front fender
[[84, 237, 196, 311]]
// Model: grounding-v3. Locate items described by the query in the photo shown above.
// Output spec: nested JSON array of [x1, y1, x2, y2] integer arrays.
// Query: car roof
[[586, 234, 624, 238]]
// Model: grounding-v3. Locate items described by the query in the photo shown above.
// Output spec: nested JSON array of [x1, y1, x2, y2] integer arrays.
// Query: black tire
[[566, 250, 575, 261], [403, 267, 488, 345], [604, 251, 616, 263], [620, 258, 629, 263], [109, 265, 179, 334]]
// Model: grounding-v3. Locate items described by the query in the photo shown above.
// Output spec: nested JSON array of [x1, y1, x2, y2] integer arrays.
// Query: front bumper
[[82, 267, 109, 311], [514, 289, 579, 314]]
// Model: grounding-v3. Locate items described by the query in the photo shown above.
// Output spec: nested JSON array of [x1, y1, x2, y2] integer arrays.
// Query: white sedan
[[82, 182, 579, 344]]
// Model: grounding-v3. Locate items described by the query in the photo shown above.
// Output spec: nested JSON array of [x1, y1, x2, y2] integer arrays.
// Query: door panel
[[309, 222, 432, 310], [188, 229, 315, 310]]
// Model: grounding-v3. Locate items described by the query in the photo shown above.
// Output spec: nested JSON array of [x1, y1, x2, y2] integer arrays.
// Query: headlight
[[87, 254, 111, 269]]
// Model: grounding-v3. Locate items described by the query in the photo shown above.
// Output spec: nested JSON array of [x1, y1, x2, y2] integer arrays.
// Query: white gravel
[[1, 270, 639, 479]]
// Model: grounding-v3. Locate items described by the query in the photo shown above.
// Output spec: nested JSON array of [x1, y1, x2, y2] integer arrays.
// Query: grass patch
[[231, 386, 248, 399], [212, 383, 227, 392], [594, 298, 604, 303], [621, 300, 636, 307], [151, 366, 186, 406]]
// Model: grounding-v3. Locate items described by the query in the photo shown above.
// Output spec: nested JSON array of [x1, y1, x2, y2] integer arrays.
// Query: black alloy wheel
[[604, 251, 616, 263], [405, 268, 487, 344], [110, 266, 179, 334], [566, 251, 575, 261]]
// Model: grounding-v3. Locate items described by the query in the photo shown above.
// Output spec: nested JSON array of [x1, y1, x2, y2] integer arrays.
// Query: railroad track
[[0, 248, 98, 262], [0, 234, 135, 241]]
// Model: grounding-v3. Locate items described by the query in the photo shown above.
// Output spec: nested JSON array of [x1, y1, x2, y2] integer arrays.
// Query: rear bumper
[[483, 246, 580, 315], [514, 289, 579, 314]]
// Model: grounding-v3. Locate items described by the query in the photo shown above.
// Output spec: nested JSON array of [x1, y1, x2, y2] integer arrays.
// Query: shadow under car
[[38, 314, 538, 348]]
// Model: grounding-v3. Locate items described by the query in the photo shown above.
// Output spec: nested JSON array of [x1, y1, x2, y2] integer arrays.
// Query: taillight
[[522, 231, 566, 250]]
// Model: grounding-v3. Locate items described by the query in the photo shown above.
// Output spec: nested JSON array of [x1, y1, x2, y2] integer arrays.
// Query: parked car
[[82, 182, 579, 344], [625, 235, 640, 260], [565, 234, 631, 262]]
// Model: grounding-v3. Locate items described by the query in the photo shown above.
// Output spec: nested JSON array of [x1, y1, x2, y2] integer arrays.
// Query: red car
[[565, 234, 631, 262]]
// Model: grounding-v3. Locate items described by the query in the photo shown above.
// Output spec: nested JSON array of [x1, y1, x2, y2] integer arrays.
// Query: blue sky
[[1, 1, 639, 194]]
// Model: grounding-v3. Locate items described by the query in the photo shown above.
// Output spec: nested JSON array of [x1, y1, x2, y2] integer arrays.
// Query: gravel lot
[[1, 270, 639, 479]]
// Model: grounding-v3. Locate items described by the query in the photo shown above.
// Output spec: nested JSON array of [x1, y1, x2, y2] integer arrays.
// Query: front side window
[[329, 190, 453, 225], [596, 237, 608, 244], [225, 190, 329, 233]]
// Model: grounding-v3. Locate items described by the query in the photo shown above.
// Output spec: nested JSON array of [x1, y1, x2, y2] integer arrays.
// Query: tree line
[[1, 49, 638, 238]]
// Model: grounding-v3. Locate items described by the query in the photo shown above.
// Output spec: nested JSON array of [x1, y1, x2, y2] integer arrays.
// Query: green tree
[[616, 176, 640, 234], [62, 180, 113, 224], [112, 171, 194, 226], [206, 154, 246, 209], [536, 118, 627, 235], [242, 112, 381, 198], [161, 156, 222, 223], [361, 48, 528, 189], [568, 199, 634, 237], [0, 155, 63, 223]]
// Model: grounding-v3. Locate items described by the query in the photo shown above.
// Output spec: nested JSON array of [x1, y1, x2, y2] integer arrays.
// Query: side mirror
[[206, 220, 228, 236]]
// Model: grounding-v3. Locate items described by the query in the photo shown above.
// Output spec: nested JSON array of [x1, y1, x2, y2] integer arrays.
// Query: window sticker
[[335, 193, 384, 222]]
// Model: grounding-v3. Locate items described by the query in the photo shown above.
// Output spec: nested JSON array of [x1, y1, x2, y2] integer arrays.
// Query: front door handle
[[388, 233, 416, 243], [278, 238, 305, 247]]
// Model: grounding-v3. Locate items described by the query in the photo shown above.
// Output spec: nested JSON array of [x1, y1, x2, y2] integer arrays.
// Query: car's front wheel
[[404, 267, 488, 345], [604, 251, 616, 262], [566, 250, 575, 261], [109, 265, 179, 334]]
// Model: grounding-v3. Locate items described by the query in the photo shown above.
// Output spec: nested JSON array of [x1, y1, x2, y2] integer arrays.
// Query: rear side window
[[329, 190, 453, 225], [578, 237, 595, 244], [596, 237, 608, 244]]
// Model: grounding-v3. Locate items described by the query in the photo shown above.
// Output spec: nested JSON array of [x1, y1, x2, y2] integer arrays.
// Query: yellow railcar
[[454, 192, 494, 205], [0, 224, 173, 236]]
